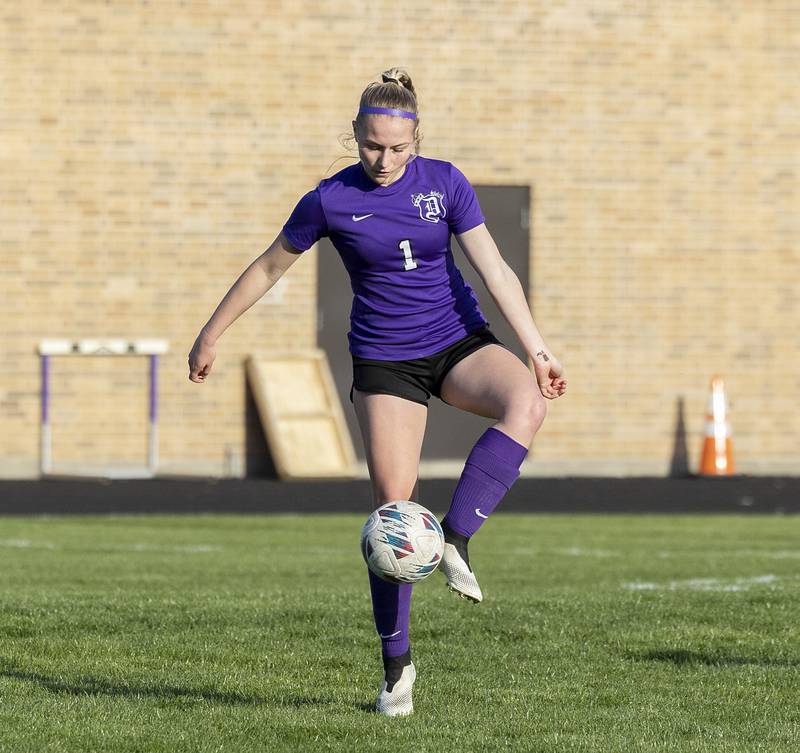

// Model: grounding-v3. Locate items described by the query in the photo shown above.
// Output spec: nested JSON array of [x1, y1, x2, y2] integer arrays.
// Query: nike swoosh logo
[[475, 508, 489, 519], [352, 213, 374, 222], [379, 630, 401, 639]]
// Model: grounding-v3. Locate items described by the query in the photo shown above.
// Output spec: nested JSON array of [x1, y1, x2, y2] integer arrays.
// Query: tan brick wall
[[2, 1, 798, 478]]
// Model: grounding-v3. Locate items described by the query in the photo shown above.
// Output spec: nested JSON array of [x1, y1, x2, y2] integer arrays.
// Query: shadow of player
[[627, 648, 800, 668], [0, 664, 338, 708]]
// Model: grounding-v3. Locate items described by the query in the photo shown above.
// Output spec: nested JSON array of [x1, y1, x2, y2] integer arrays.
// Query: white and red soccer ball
[[360, 501, 445, 584]]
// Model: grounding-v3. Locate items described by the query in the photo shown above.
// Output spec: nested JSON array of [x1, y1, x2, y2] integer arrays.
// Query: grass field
[[0, 512, 798, 752]]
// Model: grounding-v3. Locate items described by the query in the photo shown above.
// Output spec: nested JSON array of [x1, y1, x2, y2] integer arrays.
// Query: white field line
[[723, 549, 800, 559], [623, 574, 783, 592], [556, 547, 620, 558], [0, 539, 55, 550], [510, 547, 800, 561], [0, 539, 220, 554], [104, 543, 222, 554], [651, 549, 800, 560], [508, 547, 621, 557]]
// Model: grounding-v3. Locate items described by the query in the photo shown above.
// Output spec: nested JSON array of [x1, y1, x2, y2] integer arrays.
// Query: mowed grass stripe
[[0, 514, 798, 752]]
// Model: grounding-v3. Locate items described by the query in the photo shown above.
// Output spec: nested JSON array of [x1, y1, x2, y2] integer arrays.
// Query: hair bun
[[381, 67, 413, 92]]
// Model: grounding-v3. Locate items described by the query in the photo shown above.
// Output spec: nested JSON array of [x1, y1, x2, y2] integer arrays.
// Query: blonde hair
[[333, 67, 423, 172], [359, 67, 418, 116]]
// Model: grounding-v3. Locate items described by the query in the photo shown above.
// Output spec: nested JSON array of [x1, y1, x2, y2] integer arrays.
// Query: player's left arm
[[455, 223, 567, 399]]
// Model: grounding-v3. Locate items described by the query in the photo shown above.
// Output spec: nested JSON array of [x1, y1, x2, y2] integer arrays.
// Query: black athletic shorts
[[349, 324, 506, 407]]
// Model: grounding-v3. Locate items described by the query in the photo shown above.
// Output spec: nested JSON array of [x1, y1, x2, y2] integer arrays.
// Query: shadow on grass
[[0, 665, 336, 708], [628, 649, 800, 668]]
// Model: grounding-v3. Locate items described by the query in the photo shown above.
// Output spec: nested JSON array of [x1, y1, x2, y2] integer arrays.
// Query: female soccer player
[[188, 67, 567, 717]]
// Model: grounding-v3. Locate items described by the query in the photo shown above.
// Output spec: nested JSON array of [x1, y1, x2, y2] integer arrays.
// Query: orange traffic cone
[[698, 375, 736, 476]]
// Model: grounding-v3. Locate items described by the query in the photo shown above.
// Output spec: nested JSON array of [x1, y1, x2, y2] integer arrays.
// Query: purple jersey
[[282, 155, 487, 360]]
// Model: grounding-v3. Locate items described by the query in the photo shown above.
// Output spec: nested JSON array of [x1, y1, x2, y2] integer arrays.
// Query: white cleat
[[376, 661, 416, 717], [440, 542, 483, 603]]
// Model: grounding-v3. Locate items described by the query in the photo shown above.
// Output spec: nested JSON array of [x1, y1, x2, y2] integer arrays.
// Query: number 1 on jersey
[[399, 239, 418, 271]]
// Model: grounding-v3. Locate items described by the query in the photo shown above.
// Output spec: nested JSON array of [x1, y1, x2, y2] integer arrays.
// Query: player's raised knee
[[508, 391, 547, 437]]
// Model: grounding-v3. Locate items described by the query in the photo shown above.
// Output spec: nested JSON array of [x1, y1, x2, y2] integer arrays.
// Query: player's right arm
[[188, 232, 303, 383]]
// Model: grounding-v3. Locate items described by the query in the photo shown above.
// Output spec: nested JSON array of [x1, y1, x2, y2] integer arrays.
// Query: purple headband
[[358, 106, 417, 120]]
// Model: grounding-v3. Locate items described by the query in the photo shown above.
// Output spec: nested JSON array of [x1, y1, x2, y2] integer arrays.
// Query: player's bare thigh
[[352, 390, 428, 508], [439, 344, 546, 446]]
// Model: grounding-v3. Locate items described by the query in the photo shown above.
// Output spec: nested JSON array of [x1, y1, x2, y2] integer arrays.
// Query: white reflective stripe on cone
[[704, 420, 732, 438]]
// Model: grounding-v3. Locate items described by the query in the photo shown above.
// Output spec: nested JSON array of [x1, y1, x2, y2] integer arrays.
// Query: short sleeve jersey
[[282, 155, 487, 360]]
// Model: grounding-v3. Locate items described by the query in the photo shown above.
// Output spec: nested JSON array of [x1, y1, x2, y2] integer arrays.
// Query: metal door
[[317, 185, 530, 460]]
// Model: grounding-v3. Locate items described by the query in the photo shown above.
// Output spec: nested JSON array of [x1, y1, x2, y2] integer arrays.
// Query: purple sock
[[368, 568, 412, 658], [442, 427, 529, 538]]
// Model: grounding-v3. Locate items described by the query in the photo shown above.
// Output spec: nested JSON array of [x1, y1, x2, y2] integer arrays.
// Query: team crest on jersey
[[412, 190, 447, 223]]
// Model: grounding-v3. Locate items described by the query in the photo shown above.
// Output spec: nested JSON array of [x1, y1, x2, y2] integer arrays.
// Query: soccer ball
[[360, 501, 445, 584]]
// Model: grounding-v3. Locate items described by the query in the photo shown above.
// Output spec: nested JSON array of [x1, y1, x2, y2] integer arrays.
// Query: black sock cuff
[[442, 520, 469, 546], [442, 521, 472, 569], [382, 648, 411, 672]]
